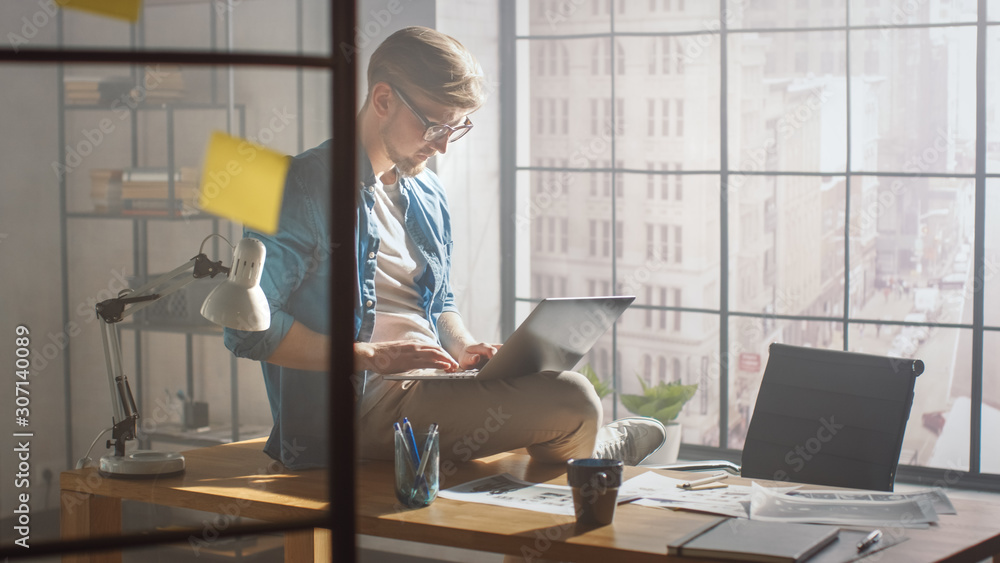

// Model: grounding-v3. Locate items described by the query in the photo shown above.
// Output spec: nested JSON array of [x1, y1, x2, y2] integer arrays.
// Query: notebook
[[382, 296, 634, 381], [667, 518, 840, 563]]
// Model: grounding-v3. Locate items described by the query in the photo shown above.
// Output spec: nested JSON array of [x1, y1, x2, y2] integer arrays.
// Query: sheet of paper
[[56, 0, 142, 22], [784, 487, 955, 515], [439, 473, 639, 517], [198, 131, 289, 235], [620, 471, 754, 519], [749, 482, 938, 527], [439, 473, 576, 516]]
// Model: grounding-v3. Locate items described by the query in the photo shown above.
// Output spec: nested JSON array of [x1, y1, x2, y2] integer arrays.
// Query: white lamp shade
[[201, 238, 271, 331]]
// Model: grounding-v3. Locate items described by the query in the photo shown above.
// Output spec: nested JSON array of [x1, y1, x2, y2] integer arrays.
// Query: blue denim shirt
[[224, 139, 457, 469]]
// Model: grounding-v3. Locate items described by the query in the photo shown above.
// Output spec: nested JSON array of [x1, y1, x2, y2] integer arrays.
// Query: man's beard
[[381, 121, 427, 178]]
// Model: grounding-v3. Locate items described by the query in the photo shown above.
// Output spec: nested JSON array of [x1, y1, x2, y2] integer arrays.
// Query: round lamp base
[[99, 451, 186, 478]]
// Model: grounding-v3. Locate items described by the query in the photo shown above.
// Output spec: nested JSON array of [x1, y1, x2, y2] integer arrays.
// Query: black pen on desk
[[857, 529, 882, 552]]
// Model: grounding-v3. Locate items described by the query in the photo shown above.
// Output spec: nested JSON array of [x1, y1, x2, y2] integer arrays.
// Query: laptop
[[382, 296, 635, 381]]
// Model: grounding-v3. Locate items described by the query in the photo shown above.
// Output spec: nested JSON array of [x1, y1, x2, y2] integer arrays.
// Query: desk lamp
[[92, 235, 270, 477]]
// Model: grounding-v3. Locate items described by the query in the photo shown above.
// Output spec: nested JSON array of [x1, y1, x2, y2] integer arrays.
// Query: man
[[225, 26, 666, 470]]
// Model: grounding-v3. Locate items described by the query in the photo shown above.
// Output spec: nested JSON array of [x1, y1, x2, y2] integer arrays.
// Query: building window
[[675, 99, 684, 136], [675, 163, 683, 200], [615, 220, 624, 258], [674, 225, 683, 263], [661, 99, 670, 136]]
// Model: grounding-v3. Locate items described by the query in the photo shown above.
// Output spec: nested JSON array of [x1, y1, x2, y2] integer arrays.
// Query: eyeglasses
[[390, 84, 474, 143]]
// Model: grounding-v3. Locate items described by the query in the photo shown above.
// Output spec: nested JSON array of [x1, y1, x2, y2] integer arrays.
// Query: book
[[667, 518, 839, 563]]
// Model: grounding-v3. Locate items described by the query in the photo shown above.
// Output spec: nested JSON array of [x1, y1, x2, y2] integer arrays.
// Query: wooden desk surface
[[61, 438, 1000, 563]]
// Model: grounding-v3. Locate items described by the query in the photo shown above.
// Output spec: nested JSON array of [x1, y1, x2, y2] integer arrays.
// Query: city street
[[850, 249, 999, 473]]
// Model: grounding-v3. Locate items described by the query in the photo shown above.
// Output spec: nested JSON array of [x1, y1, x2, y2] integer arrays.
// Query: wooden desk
[[61, 438, 1000, 562]]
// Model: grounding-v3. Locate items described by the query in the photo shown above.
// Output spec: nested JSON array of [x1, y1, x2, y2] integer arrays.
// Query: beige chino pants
[[357, 370, 603, 465]]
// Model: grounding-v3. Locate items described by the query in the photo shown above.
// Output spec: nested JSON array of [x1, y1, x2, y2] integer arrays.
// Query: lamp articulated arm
[[95, 253, 229, 458]]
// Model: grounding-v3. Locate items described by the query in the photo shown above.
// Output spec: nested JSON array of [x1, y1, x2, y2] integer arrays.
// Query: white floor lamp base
[[99, 451, 186, 477]]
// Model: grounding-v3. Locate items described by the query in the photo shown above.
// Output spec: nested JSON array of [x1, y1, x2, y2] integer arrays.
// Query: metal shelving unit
[[55, 3, 263, 460]]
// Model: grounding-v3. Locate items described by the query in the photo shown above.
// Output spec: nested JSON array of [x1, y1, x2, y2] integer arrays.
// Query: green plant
[[620, 377, 698, 425], [580, 364, 613, 399]]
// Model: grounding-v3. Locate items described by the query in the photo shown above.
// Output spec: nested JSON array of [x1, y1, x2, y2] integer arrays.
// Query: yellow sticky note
[[56, 0, 142, 22], [199, 131, 290, 235]]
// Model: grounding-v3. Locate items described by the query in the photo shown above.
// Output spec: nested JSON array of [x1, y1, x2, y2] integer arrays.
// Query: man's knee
[[545, 370, 603, 425]]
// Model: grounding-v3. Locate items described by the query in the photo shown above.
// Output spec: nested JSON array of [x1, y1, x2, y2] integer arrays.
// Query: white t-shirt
[[360, 174, 440, 415]]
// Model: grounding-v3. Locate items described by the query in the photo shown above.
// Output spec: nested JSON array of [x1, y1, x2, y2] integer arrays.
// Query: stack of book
[[90, 169, 123, 213], [64, 76, 134, 105], [142, 65, 186, 105], [120, 167, 200, 216], [63, 66, 186, 106]]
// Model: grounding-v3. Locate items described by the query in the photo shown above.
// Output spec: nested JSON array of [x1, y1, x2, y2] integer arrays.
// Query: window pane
[[728, 319, 842, 450], [988, 27, 1000, 173], [619, 36, 720, 171], [993, 0, 1000, 22], [847, 176, 974, 324], [5, 0, 330, 54], [519, 169, 613, 300], [518, 38, 612, 167], [621, 173, 720, 310], [521, 0, 610, 36], [3, 59, 329, 548], [728, 32, 847, 173], [850, 28, 976, 175], [850, 0, 977, 26], [987, 181, 1000, 326], [849, 325, 972, 472], [617, 310, 721, 447], [614, 0, 720, 33], [981, 331, 1000, 474], [730, 175, 843, 316], [733, 0, 847, 29]]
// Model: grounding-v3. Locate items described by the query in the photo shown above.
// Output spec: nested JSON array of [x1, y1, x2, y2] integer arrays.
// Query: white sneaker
[[592, 417, 667, 466]]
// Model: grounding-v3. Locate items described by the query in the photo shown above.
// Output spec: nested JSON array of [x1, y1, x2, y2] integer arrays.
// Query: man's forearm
[[266, 320, 330, 371], [437, 311, 476, 360]]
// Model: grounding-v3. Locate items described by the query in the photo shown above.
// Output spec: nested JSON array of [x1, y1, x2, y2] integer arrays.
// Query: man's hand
[[455, 342, 500, 370], [355, 340, 459, 374]]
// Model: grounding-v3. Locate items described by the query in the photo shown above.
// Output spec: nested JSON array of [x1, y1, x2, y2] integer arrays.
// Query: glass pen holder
[[394, 430, 440, 508]]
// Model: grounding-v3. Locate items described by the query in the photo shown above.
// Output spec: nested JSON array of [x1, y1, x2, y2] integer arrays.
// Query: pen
[[678, 472, 729, 489], [402, 417, 422, 468], [857, 529, 882, 552], [685, 482, 728, 490], [393, 422, 415, 470], [413, 423, 438, 485]]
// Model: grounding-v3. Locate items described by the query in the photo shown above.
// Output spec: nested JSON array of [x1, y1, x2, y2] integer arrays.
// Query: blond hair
[[367, 26, 485, 110]]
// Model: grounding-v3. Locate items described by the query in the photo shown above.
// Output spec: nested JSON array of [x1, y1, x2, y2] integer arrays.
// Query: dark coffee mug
[[567, 458, 624, 526]]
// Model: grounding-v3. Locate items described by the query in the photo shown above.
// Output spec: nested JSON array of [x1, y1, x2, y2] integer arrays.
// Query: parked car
[[939, 272, 966, 291]]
